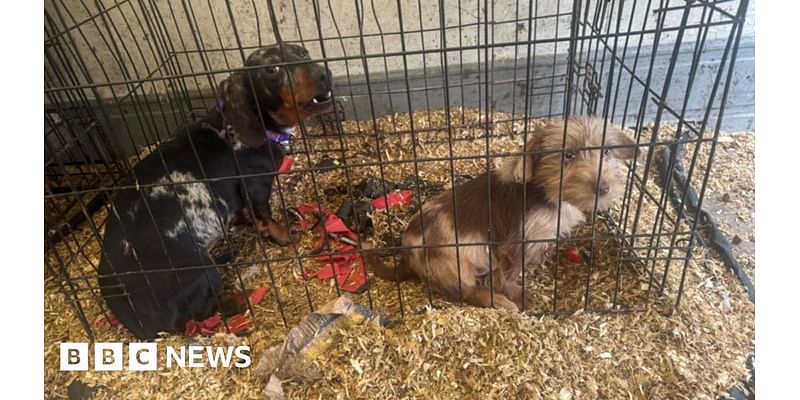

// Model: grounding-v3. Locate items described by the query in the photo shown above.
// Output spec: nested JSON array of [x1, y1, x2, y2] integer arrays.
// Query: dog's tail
[[361, 242, 417, 282]]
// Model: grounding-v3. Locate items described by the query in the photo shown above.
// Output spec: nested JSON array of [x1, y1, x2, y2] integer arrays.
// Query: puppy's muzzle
[[306, 66, 333, 111], [310, 91, 332, 105]]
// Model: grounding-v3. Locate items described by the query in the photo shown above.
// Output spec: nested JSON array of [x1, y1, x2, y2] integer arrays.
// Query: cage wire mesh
[[44, 0, 749, 340]]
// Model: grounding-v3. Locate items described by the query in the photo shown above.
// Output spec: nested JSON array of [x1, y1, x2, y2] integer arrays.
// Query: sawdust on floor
[[44, 109, 755, 399]]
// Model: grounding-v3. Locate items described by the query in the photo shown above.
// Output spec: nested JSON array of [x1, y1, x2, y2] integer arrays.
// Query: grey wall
[[45, 0, 755, 161]]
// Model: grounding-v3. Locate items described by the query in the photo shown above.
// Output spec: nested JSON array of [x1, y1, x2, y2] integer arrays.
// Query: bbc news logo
[[60, 343, 251, 371]]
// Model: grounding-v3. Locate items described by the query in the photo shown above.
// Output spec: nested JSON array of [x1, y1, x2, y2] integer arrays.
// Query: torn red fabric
[[304, 257, 367, 293], [278, 156, 294, 173], [227, 315, 252, 334], [336, 259, 367, 293], [565, 246, 581, 264], [249, 287, 267, 305], [304, 245, 368, 293], [313, 253, 352, 264], [323, 213, 351, 234], [371, 190, 413, 209], [186, 312, 253, 336], [292, 201, 369, 293], [184, 312, 222, 336], [201, 313, 222, 329], [297, 202, 321, 215], [93, 314, 122, 328], [320, 211, 358, 241], [185, 320, 200, 336], [200, 326, 218, 335], [183, 286, 267, 336]]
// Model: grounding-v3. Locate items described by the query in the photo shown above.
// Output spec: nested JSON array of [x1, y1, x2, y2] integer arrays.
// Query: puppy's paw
[[514, 291, 537, 312], [492, 295, 519, 312], [256, 219, 291, 246]]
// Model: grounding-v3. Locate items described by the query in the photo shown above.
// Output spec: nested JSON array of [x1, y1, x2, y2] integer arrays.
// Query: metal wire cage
[[44, 0, 750, 340]]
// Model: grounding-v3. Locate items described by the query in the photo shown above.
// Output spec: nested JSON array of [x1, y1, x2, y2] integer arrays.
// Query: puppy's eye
[[265, 66, 281, 74], [301, 51, 310, 60], [603, 148, 611, 158], [564, 151, 576, 162]]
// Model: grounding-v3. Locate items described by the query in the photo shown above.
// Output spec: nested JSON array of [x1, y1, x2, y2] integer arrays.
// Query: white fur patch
[[149, 181, 170, 198], [224, 124, 246, 150], [148, 171, 224, 248], [522, 202, 585, 265], [456, 234, 493, 277], [496, 153, 530, 184], [165, 220, 188, 240]]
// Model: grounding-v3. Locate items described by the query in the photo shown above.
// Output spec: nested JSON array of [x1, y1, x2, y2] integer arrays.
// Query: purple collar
[[216, 100, 295, 146], [265, 128, 295, 146]]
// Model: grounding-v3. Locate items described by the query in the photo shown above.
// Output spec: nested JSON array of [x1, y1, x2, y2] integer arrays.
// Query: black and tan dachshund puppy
[[97, 44, 333, 339]]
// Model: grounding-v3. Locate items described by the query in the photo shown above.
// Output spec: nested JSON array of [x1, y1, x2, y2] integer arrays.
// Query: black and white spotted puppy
[[97, 44, 333, 339]]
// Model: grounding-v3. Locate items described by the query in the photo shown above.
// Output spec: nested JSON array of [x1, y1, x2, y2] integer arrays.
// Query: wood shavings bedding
[[44, 109, 754, 399]]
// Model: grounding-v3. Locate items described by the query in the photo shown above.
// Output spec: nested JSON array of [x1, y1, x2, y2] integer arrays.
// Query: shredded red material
[[289, 202, 369, 293], [296, 202, 321, 215], [93, 314, 122, 328], [226, 314, 252, 334], [278, 156, 294, 173], [305, 248, 367, 293], [565, 246, 582, 264], [371, 190, 413, 209], [184, 320, 201, 336], [183, 287, 266, 336], [249, 286, 267, 305]]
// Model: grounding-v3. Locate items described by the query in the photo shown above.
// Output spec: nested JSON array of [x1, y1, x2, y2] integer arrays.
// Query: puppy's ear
[[608, 127, 637, 160], [217, 73, 266, 148], [497, 127, 545, 184]]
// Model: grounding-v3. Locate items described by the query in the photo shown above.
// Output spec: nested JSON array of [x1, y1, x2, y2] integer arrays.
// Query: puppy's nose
[[595, 182, 610, 195]]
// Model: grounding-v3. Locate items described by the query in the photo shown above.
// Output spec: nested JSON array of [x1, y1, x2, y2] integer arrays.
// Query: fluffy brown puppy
[[369, 116, 637, 311]]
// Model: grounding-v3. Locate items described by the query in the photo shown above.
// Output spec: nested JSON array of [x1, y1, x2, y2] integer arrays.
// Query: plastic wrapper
[[255, 295, 387, 397]]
